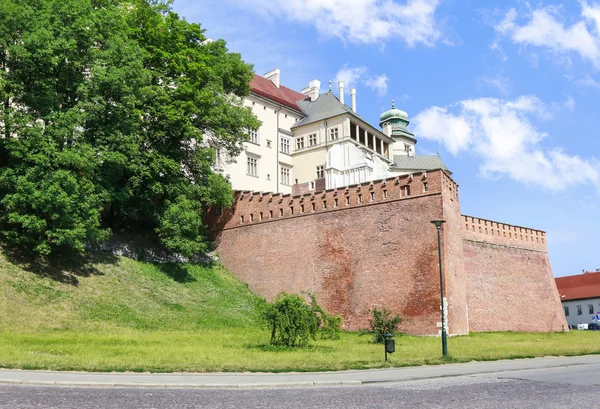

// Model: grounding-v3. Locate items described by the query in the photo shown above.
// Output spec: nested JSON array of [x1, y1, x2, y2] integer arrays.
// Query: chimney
[[350, 88, 356, 112], [301, 79, 321, 102], [338, 81, 345, 104], [264, 68, 280, 88]]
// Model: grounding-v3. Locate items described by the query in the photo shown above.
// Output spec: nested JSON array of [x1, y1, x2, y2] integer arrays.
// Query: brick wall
[[208, 171, 450, 334], [206, 169, 567, 335], [463, 239, 567, 332], [441, 174, 469, 335]]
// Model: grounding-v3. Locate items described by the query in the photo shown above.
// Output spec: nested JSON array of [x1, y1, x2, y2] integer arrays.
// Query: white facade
[[218, 69, 423, 194], [218, 93, 302, 194], [561, 298, 600, 328]]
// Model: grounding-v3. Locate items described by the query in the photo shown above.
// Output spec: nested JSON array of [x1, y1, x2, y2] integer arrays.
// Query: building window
[[249, 128, 259, 145], [300, 205, 304, 213], [334, 198, 338, 208], [370, 192, 375, 201], [330, 127, 339, 140], [423, 182, 429, 192], [309, 181, 315, 190], [311, 203, 316, 211], [250, 213, 254, 222], [259, 212, 263, 221], [290, 207, 294, 215], [346, 196, 350, 205], [267, 174, 270, 180], [589, 304, 594, 314], [308, 133, 317, 146], [279, 208, 283, 217], [247, 157, 258, 176], [266, 140, 272, 148], [358, 194, 362, 204], [316, 165, 324, 179], [296, 137, 304, 150], [323, 201, 327, 209], [240, 215, 244, 224], [383, 190, 388, 198], [280, 166, 291, 185], [564, 307, 569, 316], [281, 137, 290, 154], [269, 210, 273, 219], [577, 305, 582, 315], [404, 143, 411, 153], [402, 186, 410, 196]]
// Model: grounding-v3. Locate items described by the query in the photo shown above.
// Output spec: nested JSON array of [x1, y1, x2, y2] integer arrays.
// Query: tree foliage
[[263, 292, 342, 347], [367, 306, 404, 344], [0, 0, 258, 255]]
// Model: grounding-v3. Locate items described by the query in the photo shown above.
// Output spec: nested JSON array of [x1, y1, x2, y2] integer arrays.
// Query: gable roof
[[250, 74, 306, 113], [556, 271, 600, 301], [291, 92, 374, 130], [392, 155, 451, 174]]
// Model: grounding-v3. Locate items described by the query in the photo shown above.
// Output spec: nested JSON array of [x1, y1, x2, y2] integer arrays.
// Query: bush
[[368, 306, 404, 343], [263, 292, 342, 347], [308, 293, 343, 340]]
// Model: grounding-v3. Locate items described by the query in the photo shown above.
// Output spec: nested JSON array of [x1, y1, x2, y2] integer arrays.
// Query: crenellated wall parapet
[[462, 215, 547, 252], [207, 169, 448, 231]]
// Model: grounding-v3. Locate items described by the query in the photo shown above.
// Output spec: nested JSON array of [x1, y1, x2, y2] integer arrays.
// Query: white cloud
[[335, 65, 389, 96], [495, 2, 600, 68], [412, 96, 600, 191], [365, 74, 390, 97], [477, 74, 512, 95], [231, 0, 443, 47], [575, 74, 600, 88]]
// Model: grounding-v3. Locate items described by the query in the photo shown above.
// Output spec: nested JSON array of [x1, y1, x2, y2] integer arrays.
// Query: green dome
[[379, 100, 408, 127]]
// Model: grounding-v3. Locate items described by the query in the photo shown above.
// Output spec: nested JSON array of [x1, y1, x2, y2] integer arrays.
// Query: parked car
[[588, 323, 600, 330]]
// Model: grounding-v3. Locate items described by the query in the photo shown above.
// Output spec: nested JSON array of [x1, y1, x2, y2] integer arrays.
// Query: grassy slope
[[0, 252, 264, 332], [2, 251, 600, 373]]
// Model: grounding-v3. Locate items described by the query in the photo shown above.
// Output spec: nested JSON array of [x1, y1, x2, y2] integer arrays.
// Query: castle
[[207, 70, 567, 335]]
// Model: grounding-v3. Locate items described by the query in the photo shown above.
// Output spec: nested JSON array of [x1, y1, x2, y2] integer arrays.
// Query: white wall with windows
[[217, 94, 301, 194], [561, 298, 600, 327]]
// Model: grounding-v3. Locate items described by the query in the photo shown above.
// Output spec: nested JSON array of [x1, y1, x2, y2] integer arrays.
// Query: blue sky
[[173, 0, 600, 277]]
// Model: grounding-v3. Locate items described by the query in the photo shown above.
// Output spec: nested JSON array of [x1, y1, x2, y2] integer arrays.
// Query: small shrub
[[308, 293, 342, 340], [263, 293, 319, 347], [263, 292, 343, 347], [368, 306, 404, 343]]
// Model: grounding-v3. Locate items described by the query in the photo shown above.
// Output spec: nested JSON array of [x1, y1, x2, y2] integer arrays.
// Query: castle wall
[[441, 175, 469, 335], [206, 170, 567, 335], [462, 216, 567, 332], [208, 171, 453, 334]]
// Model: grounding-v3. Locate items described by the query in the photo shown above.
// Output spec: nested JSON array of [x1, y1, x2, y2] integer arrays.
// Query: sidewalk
[[1, 355, 599, 389]]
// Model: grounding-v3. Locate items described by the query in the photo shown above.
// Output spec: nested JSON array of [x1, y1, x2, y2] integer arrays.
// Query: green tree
[[263, 292, 342, 347], [0, 0, 258, 255], [367, 306, 404, 344]]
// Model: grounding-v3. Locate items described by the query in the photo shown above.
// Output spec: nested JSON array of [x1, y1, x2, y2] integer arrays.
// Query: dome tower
[[379, 100, 417, 157]]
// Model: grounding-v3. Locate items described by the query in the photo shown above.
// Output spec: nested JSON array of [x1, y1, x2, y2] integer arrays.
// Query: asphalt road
[[2, 363, 600, 409]]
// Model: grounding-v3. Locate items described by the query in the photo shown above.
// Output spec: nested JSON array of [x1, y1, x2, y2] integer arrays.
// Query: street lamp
[[431, 219, 448, 357]]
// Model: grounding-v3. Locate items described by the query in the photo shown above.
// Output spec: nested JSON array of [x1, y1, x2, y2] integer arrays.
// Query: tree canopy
[[0, 0, 258, 256]]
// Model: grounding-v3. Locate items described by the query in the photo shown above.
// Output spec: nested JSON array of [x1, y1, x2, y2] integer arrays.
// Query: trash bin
[[385, 338, 395, 353]]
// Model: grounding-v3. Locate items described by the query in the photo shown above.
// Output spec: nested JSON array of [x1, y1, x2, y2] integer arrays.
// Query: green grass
[[1, 251, 600, 373], [0, 252, 263, 331], [1, 330, 600, 373]]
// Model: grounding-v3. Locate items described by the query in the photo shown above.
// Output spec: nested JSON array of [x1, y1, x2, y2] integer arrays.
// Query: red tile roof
[[250, 74, 306, 113], [555, 271, 600, 301]]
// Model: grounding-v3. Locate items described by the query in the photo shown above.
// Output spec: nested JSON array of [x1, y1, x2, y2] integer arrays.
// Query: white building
[[555, 270, 600, 328], [218, 69, 450, 194]]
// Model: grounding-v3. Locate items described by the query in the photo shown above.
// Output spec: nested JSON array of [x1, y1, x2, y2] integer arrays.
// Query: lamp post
[[431, 219, 448, 357]]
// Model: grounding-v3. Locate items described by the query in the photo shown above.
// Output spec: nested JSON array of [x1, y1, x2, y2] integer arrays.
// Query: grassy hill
[[0, 251, 264, 332]]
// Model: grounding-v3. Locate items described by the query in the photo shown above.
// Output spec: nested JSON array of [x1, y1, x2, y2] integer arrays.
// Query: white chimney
[[338, 81, 345, 104], [301, 79, 321, 102], [350, 88, 356, 112], [264, 68, 281, 88]]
